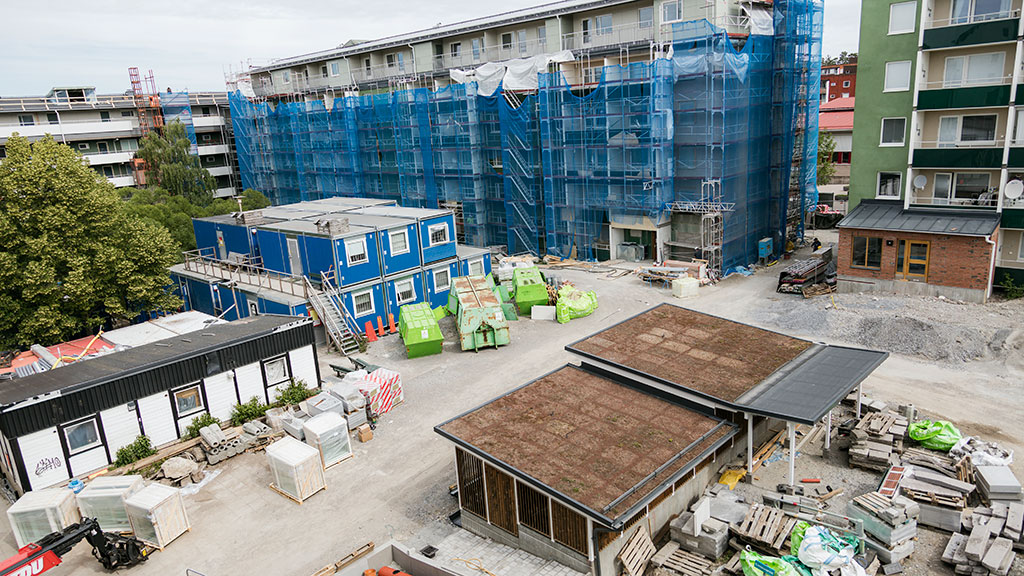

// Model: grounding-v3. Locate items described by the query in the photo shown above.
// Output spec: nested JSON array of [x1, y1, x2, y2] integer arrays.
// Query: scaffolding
[[160, 92, 198, 153], [228, 2, 822, 270]]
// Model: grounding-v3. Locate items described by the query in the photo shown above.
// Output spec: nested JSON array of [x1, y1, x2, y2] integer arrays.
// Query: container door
[[287, 237, 303, 276]]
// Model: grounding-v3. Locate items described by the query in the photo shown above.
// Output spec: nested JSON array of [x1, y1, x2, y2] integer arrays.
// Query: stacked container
[[8, 487, 82, 548], [303, 412, 354, 469], [76, 475, 145, 533], [125, 483, 190, 550], [265, 436, 326, 503]]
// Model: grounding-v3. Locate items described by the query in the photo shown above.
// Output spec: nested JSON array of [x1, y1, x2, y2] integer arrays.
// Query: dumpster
[[447, 276, 510, 351], [511, 267, 548, 315], [398, 302, 444, 358]]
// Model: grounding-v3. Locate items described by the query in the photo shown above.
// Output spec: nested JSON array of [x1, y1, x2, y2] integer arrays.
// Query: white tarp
[[450, 50, 575, 95], [743, 5, 775, 35]]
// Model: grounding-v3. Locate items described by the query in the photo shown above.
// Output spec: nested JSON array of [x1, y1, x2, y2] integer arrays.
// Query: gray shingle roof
[[838, 200, 1000, 237]]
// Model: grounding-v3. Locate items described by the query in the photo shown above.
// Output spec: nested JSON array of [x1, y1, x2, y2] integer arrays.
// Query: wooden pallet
[[900, 487, 966, 509], [853, 491, 895, 516], [618, 527, 656, 576], [649, 541, 712, 576], [732, 504, 798, 552]]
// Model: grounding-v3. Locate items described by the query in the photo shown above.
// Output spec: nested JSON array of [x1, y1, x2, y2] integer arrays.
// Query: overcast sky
[[3, 0, 861, 96]]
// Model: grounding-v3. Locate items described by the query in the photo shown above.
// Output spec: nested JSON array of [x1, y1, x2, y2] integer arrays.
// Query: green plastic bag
[[780, 556, 812, 576], [908, 420, 962, 451], [789, 521, 810, 556], [554, 285, 598, 324], [740, 550, 799, 576]]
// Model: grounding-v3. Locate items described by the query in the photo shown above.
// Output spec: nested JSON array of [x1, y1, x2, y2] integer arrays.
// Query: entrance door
[[896, 240, 930, 282], [286, 237, 303, 276]]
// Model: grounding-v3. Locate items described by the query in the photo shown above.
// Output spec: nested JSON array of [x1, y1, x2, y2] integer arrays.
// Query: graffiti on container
[[34, 457, 62, 476]]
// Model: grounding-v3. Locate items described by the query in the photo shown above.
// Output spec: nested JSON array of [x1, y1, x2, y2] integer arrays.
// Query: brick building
[[820, 60, 856, 101], [837, 200, 1000, 303]]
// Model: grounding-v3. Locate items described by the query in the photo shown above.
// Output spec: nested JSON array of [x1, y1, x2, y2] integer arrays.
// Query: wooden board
[[618, 527, 656, 576]]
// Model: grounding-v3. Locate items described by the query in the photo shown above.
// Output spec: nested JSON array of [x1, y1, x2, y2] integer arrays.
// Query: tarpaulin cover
[[741, 550, 799, 576], [555, 284, 597, 324], [450, 50, 575, 94], [793, 523, 865, 576], [908, 420, 963, 451]]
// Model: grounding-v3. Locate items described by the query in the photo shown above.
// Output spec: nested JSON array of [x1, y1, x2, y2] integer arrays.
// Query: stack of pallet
[[846, 491, 919, 564], [848, 412, 908, 472], [648, 541, 713, 576], [729, 503, 798, 555], [899, 466, 975, 532], [942, 525, 1017, 576]]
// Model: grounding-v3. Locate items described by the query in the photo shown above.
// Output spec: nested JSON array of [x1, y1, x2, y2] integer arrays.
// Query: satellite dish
[[1006, 179, 1024, 200], [912, 175, 927, 190]]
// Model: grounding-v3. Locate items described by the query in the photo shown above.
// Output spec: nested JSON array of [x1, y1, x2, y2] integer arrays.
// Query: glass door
[[896, 240, 930, 281]]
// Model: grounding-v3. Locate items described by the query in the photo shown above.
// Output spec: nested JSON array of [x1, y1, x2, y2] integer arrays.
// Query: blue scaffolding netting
[[228, 2, 822, 267], [160, 91, 198, 153]]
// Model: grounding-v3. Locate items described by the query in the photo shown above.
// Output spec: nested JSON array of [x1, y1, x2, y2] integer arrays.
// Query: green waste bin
[[398, 302, 444, 358], [448, 276, 511, 351], [511, 267, 548, 315]]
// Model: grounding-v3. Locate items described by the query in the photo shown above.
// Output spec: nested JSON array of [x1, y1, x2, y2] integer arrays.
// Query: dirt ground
[[3, 234, 1023, 576]]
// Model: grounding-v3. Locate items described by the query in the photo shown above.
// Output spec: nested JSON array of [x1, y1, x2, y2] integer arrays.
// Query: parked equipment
[[0, 517, 148, 575]]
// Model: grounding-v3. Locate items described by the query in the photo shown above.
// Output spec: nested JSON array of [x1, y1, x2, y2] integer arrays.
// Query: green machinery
[[398, 302, 444, 358], [511, 267, 548, 315], [446, 276, 510, 351]]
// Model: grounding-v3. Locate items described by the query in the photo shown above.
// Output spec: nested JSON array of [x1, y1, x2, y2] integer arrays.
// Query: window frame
[[395, 278, 416, 305], [172, 383, 205, 418], [428, 223, 450, 246], [345, 237, 369, 266], [951, 0, 1014, 24], [389, 229, 410, 255], [933, 172, 953, 204], [595, 14, 613, 34], [501, 32, 513, 50], [638, 6, 654, 28], [877, 171, 903, 199], [850, 235, 884, 270], [320, 64, 328, 78], [952, 171, 993, 202], [330, 62, 340, 77], [884, 60, 912, 92], [433, 267, 451, 291], [662, 0, 683, 24], [450, 42, 462, 59], [63, 417, 103, 456], [944, 52, 1006, 88], [888, 1, 918, 35], [18, 114, 34, 126], [467, 259, 485, 276], [281, 70, 291, 84], [352, 289, 375, 317], [879, 117, 907, 147], [959, 114, 999, 144], [263, 355, 291, 387], [78, 143, 90, 151], [843, 80, 851, 88]]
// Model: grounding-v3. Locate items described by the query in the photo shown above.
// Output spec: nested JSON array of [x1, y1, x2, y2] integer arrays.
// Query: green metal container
[[511, 267, 548, 315], [398, 302, 443, 358], [447, 276, 511, 351]]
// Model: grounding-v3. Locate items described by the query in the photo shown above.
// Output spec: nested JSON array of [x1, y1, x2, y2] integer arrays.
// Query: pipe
[[824, 410, 831, 450], [787, 422, 796, 487], [746, 413, 753, 474], [986, 234, 997, 300]]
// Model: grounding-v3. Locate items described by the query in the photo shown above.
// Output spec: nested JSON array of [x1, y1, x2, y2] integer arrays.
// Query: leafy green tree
[[136, 121, 216, 205], [817, 130, 837, 186], [0, 135, 180, 348]]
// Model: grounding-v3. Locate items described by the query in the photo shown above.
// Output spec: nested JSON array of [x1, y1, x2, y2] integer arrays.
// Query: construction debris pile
[[777, 245, 834, 297], [847, 491, 919, 564], [845, 411, 909, 472]]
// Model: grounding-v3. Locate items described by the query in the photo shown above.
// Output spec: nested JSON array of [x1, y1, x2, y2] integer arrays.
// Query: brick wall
[[837, 227, 997, 291]]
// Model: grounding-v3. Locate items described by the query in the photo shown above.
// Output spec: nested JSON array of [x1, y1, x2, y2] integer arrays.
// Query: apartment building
[[820, 60, 857, 101], [844, 0, 1021, 302], [0, 86, 241, 197], [818, 96, 854, 211]]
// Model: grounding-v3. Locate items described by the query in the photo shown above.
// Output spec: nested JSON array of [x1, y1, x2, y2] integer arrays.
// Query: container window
[[174, 385, 204, 416], [468, 259, 484, 276], [264, 356, 290, 385], [65, 419, 102, 455], [434, 268, 451, 291], [346, 239, 368, 265], [429, 223, 450, 246], [390, 230, 409, 254], [353, 290, 374, 316], [396, 279, 416, 304]]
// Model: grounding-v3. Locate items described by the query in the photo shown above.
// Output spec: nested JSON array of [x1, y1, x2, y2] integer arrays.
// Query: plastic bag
[[741, 550, 799, 576], [908, 420, 962, 451], [949, 436, 1013, 466], [554, 285, 598, 324], [797, 526, 865, 576]]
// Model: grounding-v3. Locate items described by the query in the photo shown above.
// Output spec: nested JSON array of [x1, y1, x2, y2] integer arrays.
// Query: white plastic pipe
[[787, 422, 796, 487]]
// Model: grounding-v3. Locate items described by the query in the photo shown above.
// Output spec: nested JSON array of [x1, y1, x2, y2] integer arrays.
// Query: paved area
[[1, 236, 1022, 576], [432, 529, 585, 576]]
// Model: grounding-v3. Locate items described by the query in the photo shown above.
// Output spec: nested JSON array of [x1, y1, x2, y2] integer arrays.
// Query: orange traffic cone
[[377, 316, 386, 337], [364, 321, 378, 342], [388, 313, 397, 334]]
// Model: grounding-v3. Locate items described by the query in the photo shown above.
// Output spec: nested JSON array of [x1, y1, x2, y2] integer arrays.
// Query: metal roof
[[353, 206, 452, 220], [838, 200, 1000, 237], [257, 219, 374, 238], [456, 245, 491, 258]]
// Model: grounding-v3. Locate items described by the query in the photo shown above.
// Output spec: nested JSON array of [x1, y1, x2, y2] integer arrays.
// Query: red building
[[820, 60, 857, 102]]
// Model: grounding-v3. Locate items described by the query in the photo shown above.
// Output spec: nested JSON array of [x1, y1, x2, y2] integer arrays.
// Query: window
[[877, 172, 902, 198], [889, 1, 917, 34], [390, 229, 409, 254], [353, 290, 375, 316], [953, 172, 993, 203], [518, 30, 528, 56], [102, 166, 114, 178], [64, 419, 101, 455], [880, 117, 907, 146], [450, 42, 461, 59], [502, 33, 513, 51], [386, 53, 397, 69], [97, 142, 108, 153], [595, 14, 613, 34], [18, 114, 33, 126], [851, 236, 883, 269], [264, 356, 290, 385], [202, 107, 210, 116], [428, 223, 450, 245], [944, 53, 1005, 87], [537, 25, 547, 47], [639, 6, 654, 28], [583, 67, 601, 84], [330, 62, 340, 76], [99, 111, 110, 122], [78, 143, 90, 150], [395, 278, 416, 304], [952, 0, 1012, 24], [346, 238, 368, 265], [663, 0, 683, 23], [843, 80, 850, 88], [174, 385, 204, 416], [320, 64, 328, 78], [842, 92, 850, 98], [961, 114, 998, 143], [434, 267, 451, 291], [472, 38, 481, 61], [934, 172, 952, 204], [46, 112, 58, 124], [468, 259, 484, 276], [201, 134, 211, 142], [884, 61, 912, 92], [282, 70, 291, 84], [364, 58, 371, 73]]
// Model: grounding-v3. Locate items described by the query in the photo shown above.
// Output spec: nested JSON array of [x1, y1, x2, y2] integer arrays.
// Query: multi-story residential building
[[227, 0, 822, 273], [842, 0, 1022, 303], [820, 59, 857, 101], [818, 96, 854, 211], [0, 86, 242, 197]]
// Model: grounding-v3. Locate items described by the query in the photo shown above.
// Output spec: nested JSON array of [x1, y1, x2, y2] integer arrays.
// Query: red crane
[[128, 67, 163, 186]]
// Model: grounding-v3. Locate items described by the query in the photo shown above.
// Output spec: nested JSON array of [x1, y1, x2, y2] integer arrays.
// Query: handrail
[[181, 249, 309, 298], [916, 138, 1004, 149], [320, 270, 362, 335], [926, 9, 1021, 29], [920, 75, 1012, 90]]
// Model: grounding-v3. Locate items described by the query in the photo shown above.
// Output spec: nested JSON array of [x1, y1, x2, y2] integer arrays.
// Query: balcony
[[351, 60, 419, 83], [562, 22, 655, 52], [923, 10, 1019, 49], [214, 187, 236, 198], [912, 140, 1004, 168], [917, 77, 1012, 110], [82, 150, 135, 166], [197, 143, 229, 155], [911, 189, 998, 207], [192, 115, 225, 128], [0, 118, 137, 140], [206, 166, 233, 177], [108, 175, 136, 188]]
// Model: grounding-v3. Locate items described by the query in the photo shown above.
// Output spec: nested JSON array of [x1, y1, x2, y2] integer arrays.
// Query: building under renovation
[[228, 0, 823, 272]]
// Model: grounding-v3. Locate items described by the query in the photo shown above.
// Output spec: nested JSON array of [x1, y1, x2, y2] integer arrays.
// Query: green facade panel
[[917, 85, 1011, 110], [922, 19, 1019, 50], [1016, 91, 1024, 105], [1009, 148, 1024, 167], [912, 148, 1003, 168], [1001, 209, 1024, 228]]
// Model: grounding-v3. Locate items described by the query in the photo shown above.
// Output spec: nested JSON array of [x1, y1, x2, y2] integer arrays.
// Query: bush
[[274, 379, 318, 407], [231, 396, 269, 426], [114, 435, 157, 468], [185, 413, 220, 439], [1003, 273, 1024, 300]]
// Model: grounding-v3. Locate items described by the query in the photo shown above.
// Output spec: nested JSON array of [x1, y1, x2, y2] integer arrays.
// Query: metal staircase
[[303, 274, 361, 356]]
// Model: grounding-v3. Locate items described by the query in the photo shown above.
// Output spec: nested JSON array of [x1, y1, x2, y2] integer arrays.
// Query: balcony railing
[[916, 138, 1005, 149], [351, 60, 418, 83], [920, 75, 1012, 90], [562, 22, 656, 51], [911, 190, 999, 207], [926, 9, 1020, 29]]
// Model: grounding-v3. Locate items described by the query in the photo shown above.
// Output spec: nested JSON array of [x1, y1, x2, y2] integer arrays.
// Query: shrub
[[114, 435, 157, 468], [231, 396, 269, 426], [274, 379, 318, 407], [185, 413, 220, 439], [1003, 273, 1024, 300]]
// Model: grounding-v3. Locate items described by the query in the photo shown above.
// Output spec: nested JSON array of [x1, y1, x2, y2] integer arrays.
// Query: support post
[[787, 422, 796, 487], [856, 383, 862, 418], [824, 410, 831, 451], [746, 413, 753, 475]]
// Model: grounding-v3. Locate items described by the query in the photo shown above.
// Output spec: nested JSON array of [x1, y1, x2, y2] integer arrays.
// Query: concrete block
[[982, 537, 1013, 572], [942, 533, 967, 564], [965, 524, 990, 562]]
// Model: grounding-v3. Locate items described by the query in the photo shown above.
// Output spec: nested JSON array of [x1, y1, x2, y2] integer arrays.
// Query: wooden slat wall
[[552, 500, 588, 555], [516, 481, 551, 537], [456, 449, 486, 518], [485, 464, 517, 536]]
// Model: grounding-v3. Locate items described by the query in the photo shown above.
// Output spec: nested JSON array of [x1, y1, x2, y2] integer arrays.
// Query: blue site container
[[423, 258, 458, 309]]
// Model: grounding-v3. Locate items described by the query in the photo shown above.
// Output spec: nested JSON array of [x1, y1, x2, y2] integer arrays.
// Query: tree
[[822, 52, 857, 67], [817, 130, 837, 186], [136, 121, 216, 205], [0, 135, 181, 348]]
